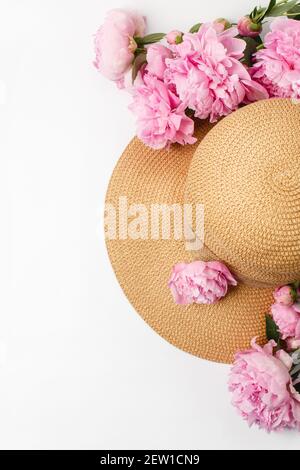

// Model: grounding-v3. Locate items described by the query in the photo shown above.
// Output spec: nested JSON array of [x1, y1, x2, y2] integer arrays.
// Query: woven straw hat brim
[[105, 121, 273, 364]]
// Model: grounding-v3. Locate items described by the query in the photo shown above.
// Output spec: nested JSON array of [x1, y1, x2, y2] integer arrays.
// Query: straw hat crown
[[185, 99, 300, 286]]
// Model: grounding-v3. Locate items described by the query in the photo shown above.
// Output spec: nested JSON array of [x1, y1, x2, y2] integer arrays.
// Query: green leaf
[[290, 287, 298, 302], [258, 0, 276, 21], [134, 47, 146, 55], [132, 51, 147, 82], [189, 23, 202, 33], [255, 7, 268, 22], [287, 4, 300, 17], [242, 36, 260, 66], [270, 0, 298, 17], [292, 348, 300, 363], [266, 0, 277, 13], [291, 363, 300, 376], [250, 7, 258, 20], [255, 35, 263, 45], [266, 314, 280, 343], [293, 280, 300, 290], [134, 33, 165, 46]]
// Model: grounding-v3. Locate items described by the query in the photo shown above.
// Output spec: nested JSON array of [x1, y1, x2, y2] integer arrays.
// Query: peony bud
[[214, 18, 231, 30], [237, 16, 262, 38], [166, 30, 183, 45], [274, 285, 296, 306]]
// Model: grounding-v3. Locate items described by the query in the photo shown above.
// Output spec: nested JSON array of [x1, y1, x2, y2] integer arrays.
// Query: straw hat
[[105, 98, 300, 363]]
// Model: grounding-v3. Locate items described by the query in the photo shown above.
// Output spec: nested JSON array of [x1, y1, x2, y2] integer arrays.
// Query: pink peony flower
[[271, 303, 300, 340], [214, 18, 231, 30], [146, 44, 173, 80], [129, 70, 196, 149], [251, 18, 300, 99], [165, 23, 268, 122], [229, 339, 300, 432], [166, 30, 183, 45], [274, 285, 295, 307], [237, 16, 262, 38], [168, 260, 237, 305], [94, 9, 146, 87], [276, 349, 293, 371]]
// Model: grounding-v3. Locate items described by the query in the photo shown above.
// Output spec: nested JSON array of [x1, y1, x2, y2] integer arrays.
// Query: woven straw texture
[[103, 101, 295, 363], [186, 98, 300, 287]]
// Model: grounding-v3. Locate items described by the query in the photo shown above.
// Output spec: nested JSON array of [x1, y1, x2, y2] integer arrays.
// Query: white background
[[1, 0, 299, 450]]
